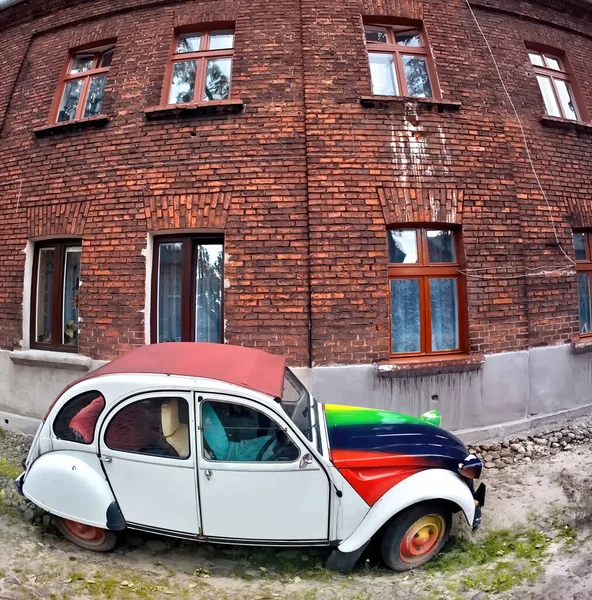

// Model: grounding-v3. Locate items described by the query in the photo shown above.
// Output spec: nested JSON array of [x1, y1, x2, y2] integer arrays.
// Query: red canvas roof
[[85, 342, 287, 398]]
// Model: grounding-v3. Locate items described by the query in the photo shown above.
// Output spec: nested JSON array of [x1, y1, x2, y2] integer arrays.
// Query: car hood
[[323, 403, 468, 471]]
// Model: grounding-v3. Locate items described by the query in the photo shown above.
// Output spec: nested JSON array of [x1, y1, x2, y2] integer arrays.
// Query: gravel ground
[[3, 420, 592, 600]]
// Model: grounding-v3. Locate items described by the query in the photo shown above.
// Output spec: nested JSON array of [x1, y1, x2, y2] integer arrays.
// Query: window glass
[[388, 230, 418, 263], [201, 401, 299, 462], [54, 391, 105, 444], [574, 233, 587, 261], [427, 230, 456, 263], [36, 248, 55, 343], [544, 55, 562, 71], [70, 55, 94, 73], [554, 79, 577, 120], [390, 279, 421, 353], [57, 80, 83, 122], [177, 34, 202, 53], [430, 278, 459, 351], [402, 55, 432, 97], [204, 58, 231, 100], [195, 243, 223, 342], [365, 28, 388, 43], [83, 74, 107, 118], [169, 61, 197, 104], [209, 32, 234, 50], [528, 52, 544, 66], [369, 52, 398, 96], [106, 397, 190, 458], [395, 30, 421, 46], [62, 248, 81, 345], [158, 242, 183, 343], [100, 50, 114, 68], [578, 273, 592, 335], [535, 75, 561, 117]]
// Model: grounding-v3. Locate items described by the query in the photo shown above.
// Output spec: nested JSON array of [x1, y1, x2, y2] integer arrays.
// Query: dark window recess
[[573, 231, 592, 335]]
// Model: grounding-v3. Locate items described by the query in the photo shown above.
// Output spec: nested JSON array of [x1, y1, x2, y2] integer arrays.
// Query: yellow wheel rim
[[399, 515, 445, 564]]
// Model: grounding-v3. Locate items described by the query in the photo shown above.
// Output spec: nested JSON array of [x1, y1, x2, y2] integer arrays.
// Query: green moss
[[0, 458, 21, 479]]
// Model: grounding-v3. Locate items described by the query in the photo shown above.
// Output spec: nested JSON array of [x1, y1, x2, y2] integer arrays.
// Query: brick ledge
[[359, 96, 461, 112], [145, 100, 245, 120], [33, 115, 110, 137], [571, 337, 592, 354], [377, 354, 485, 378], [540, 115, 592, 132]]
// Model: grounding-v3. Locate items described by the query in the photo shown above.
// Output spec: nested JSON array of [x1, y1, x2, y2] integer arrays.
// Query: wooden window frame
[[49, 42, 115, 124], [526, 44, 588, 122], [30, 239, 82, 352], [364, 21, 440, 99], [150, 234, 224, 344], [573, 230, 592, 336], [387, 227, 468, 358], [161, 26, 234, 107]]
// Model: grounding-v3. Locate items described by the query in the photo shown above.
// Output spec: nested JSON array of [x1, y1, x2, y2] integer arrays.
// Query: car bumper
[[472, 482, 486, 530]]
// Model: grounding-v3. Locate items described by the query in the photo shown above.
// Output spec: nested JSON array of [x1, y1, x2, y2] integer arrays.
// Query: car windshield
[[282, 368, 313, 442]]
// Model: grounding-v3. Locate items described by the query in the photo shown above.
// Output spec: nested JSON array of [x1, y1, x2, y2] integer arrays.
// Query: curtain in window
[[430, 278, 459, 351], [390, 279, 420, 353], [158, 243, 183, 342], [195, 243, 223, 343], [62, 248, 81, 345]]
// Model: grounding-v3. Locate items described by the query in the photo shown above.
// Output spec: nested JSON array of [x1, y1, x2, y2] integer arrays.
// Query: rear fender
[[338, 469, 476, 553], [22, 450, 123, 530]]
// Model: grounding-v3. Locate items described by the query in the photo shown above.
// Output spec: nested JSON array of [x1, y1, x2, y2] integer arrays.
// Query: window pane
[[387, 230, 418, 263], [402, 55, 432, 97], [544, 55, 562, 71], [83, 74, 107, 118], [204, 58, 231, 100], [177, 34, 201, 53], [365, 28, 388, 43], [536, 75, 561, 117], [369, 52, 398, 96], [574, 233, 587, 261], [427, 230, 456, 263], [209, 31, 234, 50], [70, 54, 94, 73], [578, 273, 592, 334], [528, 52, 544, 66], [106, 397, 190, 458], [36, 248, 54, 344], [157, 242, 183, 343], [195, 243, 223, 343], [390, 279, 421, 353], [54, 392, 105, 444], [430, 278, 459, 351], [100, 50, 114, 68], [395, 30, 421, 46], [554, 79, 578, 120], [168, 60, 197, 104], [57, 79, 83, 122], [62, 247, 81, 346], [201, 401, 299, 462]]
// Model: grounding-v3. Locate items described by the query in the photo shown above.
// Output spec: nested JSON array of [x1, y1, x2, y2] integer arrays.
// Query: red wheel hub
[[399, 515, 445, 564], [63, 519, 106, 544]]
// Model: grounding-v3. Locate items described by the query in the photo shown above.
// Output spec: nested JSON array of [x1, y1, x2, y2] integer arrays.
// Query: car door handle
[[99, 455, 112, 463], [204, 469, 212, 480]]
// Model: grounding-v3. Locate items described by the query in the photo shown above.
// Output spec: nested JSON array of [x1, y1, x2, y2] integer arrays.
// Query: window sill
[[33, 115, 110, 137], [359, 95, 461, 113], [145, 100, 245, 120], [540, 115, 592, 132], [377, 354, 484, 378], [571, 336, 592, 355], [9, 349, 92, 371]]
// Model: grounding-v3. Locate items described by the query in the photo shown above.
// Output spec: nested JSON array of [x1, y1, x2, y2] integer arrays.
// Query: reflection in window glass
[[544, 56, 561, 71], [365, 28, 388, 43], [70, 55, 94, 73], [578, 273, 592, 334], [528, 52, 544, 66], [158, 243, 183, 343], [427, 230, 456, 263], [100, 51, 114, 68], [369, 52, 397, 96], [402, 55, 432, 97], [387, 230, 418, 263], [536, 75, 561, 117], [204, 58, 231, 100], [177, 34, 202, 53], [196, 243, 223, 342], [57, 79, 83, 122], [83, 75, 107, 118], [36, 248, 55, 344], [209, 32, 234, 50], [62, 248, 81, 346], [574, 233, 587, 261], [555, 79, 578, 120], [430, 278, 459, 351], [390, 279, 421, 353], [395, 31, 421, 46], [169, 61, 197, 104]]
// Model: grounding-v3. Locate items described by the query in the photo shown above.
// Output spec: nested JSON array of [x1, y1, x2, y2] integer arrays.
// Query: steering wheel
[[256, 431, 280, 461]]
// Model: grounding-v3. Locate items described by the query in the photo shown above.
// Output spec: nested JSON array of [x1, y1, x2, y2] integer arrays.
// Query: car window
[[201, 400, 299, 463], [105, 397, 190, 459], [53, 390, 105, 444]]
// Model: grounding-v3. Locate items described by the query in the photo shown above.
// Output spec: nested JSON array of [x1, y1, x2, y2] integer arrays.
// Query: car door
[[196, 393, 331, 542], [99, 391, 199, 535]]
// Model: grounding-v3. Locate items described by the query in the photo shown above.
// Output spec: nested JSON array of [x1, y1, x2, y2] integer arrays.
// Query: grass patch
[[0, 458, 21, 479]]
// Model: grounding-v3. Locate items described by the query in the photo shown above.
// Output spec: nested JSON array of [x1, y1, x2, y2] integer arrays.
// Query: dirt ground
[[2, 426, 592, 600]]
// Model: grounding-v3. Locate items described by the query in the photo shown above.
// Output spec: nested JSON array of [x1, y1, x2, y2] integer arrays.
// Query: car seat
[[161, 399, 190, 458], [69, 395, 105, 443]]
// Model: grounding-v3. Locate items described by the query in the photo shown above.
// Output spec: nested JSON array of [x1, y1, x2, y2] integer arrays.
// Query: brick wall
[[0, 0, 591, 367]]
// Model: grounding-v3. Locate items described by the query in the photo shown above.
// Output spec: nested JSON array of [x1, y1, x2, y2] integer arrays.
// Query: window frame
[[573, 230, 592, 336], [49, 41, 115, 124], [150, 234, 224, 344], [526, 44, 587, 122], [364, 21, 440, 99], [30, 239, 82, 352], [387, 226, 467, 358], [162, 25, 235, 106]]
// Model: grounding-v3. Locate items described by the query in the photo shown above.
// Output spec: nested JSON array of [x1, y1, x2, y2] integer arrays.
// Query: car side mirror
[[299, 453, 313, 469], [421, 409, 441, 427]]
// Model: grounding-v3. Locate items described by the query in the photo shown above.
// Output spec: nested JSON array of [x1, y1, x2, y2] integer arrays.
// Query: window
[[364, 23, 437, 98], [31, 240, 81, 350], [527, 48, 582, 121], [53, 391, 105, 444], [573, 231, 592, 335], [105, 397, 190, 458], [164, 28, 234, 105], [152, 235, 223, 343], [201, 400, 299, 462], [387, 228, 465, 356], [53, 44, 114, 123]]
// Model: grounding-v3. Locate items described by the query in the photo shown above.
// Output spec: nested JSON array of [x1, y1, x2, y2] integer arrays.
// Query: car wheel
[[54, 516, 118, 552], [380, 502, 451, 571]]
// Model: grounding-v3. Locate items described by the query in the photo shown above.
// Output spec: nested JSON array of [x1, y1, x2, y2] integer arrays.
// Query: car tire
[[54, 516, 118, 552], [380, 502, 452, 571]]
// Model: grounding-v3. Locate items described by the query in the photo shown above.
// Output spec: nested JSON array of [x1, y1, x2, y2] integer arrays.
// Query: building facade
[[1, 0, 592, 438]]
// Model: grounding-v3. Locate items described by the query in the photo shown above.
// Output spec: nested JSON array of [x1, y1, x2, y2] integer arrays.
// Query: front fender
[[338, 469, 476, 553], [22, 451, 122, 529]]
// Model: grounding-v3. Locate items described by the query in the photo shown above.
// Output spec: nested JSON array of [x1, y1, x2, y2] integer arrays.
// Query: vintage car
[[16, 342, 485, 572]]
